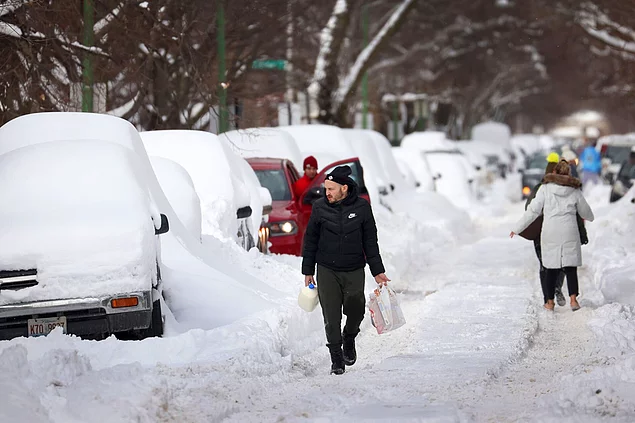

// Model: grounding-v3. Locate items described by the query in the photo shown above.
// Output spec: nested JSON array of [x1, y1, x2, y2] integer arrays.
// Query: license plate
[[27, 316, 67, 337]]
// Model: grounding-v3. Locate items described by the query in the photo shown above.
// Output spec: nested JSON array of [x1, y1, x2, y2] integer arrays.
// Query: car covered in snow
[[610, 146, 635, 203], [0, 116, 169, 340], [139, 130, 271, 253]]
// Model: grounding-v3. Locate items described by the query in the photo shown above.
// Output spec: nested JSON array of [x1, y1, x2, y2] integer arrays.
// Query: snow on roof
[[278, 125, 356, 163], [471, 122, 512, 147], [400, 131, 456, 152], [220, 127, 304, 172]]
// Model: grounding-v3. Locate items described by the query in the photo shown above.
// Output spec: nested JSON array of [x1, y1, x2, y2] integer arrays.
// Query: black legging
[[543, 267, 579, 301]]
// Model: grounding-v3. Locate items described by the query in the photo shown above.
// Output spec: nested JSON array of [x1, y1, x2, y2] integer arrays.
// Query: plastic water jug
[[298, 283, 319, 312]]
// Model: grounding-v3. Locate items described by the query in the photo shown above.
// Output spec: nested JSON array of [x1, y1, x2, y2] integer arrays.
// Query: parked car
[[391, 146, 436, 192], [610, 148, 635, 203], [521, 153, 549, 199], [600, 141, 635, 184], [139, 130, 271, 252], [0, 115, 169, 340], [247, 157, 369, 256]]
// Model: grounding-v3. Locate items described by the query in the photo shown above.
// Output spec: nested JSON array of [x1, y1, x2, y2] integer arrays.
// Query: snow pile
[[582, 185, 635, 306], [149, 156, 202, 240], [278, 124, 356, 169], [0, 140, 157, 304], [392, 146, 435, 192]]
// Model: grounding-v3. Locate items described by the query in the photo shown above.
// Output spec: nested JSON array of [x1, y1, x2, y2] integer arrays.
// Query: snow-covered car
[[139, 130, 271, 252], [401, 132, 477, 195], [471, 122, 515, 176], [599, 139, 635, 184], [149, 156, 202, 241], [0, 136, 168, 340], [610, 148, 635, 203], [422, 150, 474, 209], [391, 146, 436, 192], [278, 124, 375, 200], [364, 129, 411, 195]]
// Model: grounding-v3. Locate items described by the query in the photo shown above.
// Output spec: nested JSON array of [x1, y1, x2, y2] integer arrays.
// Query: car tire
[[141, 299, 164, 338]]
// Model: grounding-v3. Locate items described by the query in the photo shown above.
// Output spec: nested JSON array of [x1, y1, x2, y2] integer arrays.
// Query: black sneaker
[[329, 345, 345, 375], [555, 288, 566, 307], [342, 334, 357, 366]]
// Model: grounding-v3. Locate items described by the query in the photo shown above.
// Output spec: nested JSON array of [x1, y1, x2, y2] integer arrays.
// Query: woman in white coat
[[510, 160, 594, 311]]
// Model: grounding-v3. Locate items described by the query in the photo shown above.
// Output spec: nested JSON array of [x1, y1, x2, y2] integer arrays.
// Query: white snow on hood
[[0, 140, 156, 304]]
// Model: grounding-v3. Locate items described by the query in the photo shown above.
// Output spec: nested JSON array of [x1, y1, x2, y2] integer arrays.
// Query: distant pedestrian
[[302, 165, 389, 375], [511, 160, 594, 311], [579, 139, 602, 186], [561, 146, 580, 179]]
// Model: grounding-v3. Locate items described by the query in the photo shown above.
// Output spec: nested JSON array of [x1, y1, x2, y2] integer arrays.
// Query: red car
[[247, 157, 370, 256]]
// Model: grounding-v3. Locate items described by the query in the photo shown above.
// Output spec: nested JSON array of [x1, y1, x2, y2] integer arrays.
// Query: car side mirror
[[303, 186, 322, 204], [262, 205, 273, 216], [155, 214, 169, 235], [415, 181, 421, 188], [390, 184, 395, 192], [433, 173, 442, 181], [236, 206, 253, 219]]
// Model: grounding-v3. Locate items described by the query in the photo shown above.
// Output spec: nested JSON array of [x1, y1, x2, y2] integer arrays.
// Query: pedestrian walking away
[[302, 165, 390, 375], [524, 154, 588, 306], [511, 160, 594, 311]]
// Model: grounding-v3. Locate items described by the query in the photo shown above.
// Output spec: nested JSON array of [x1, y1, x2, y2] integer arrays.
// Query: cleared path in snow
[[210, 209, 553, 422]]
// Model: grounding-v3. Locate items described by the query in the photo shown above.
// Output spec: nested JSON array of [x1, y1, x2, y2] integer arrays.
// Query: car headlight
[[270, 220, 298, 236], [522, 186, 531, 196]]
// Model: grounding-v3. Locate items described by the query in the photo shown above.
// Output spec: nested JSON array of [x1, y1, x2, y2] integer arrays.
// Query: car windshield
[[253, 169, 291, 201], [606, 146, 631, 164], [618, 161, 635, 180], [527, 154, 547, 169]]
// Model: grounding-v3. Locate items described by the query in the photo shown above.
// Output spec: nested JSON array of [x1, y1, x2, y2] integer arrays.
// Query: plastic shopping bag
[[368, 286, 406, 334]]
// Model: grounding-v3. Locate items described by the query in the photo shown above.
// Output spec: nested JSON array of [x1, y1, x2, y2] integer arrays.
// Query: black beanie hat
[[326, 165, 354, 186]]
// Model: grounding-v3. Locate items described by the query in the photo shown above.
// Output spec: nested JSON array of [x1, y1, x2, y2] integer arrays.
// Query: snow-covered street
[[3, 181, 634, 423]]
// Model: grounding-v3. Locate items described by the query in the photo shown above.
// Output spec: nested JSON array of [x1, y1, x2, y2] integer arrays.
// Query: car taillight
[[522, 186, 531, 196]]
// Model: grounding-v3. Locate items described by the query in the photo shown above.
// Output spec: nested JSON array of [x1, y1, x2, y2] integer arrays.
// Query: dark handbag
[[519, 214, 543, 241]]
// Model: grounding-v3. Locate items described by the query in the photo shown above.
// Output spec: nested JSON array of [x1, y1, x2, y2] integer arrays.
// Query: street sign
[[252, 59, 287, 70]]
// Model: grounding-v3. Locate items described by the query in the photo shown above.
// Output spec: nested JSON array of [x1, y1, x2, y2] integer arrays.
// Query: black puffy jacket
[[301, 184, 385, 276]]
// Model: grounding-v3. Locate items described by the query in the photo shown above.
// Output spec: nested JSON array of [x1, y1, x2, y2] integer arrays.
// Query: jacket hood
[[543, 173, 582, 189]]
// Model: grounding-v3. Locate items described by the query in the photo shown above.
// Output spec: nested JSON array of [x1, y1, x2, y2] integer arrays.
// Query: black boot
[[328, 345, 345, 375], [342, 333, 357, 366]]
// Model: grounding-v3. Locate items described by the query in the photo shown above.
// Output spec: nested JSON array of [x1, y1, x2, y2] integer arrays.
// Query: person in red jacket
[[294, 156, 318, 197]]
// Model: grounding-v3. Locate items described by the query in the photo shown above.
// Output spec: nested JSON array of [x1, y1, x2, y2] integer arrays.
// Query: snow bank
[[149, 156, 202, 240], [583, 185, 635, 306], [0, 140, 156, 304], [220, 127, 304, 173]]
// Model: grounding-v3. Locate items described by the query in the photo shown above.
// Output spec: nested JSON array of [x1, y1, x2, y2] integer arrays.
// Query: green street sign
[[252, 59, 287, 70]]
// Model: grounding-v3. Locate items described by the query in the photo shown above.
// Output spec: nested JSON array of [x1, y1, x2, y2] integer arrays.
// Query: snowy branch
[[308, 0, 348, 97], [333, 0, 416, 114], [577, 2, 635, 54]]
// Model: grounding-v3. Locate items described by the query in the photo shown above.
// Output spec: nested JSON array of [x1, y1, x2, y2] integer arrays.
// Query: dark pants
[[533, 241, 565, 303], [544, 267, 579, 301], [316, 265, 365, 348]]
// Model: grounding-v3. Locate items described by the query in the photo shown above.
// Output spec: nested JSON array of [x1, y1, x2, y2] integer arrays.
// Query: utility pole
[[82, 0, 94, 112], [285, 1, 294, 125], [392, 100, 399, 143], [217, 0, 228, 133], [361, 3, 369, 129]]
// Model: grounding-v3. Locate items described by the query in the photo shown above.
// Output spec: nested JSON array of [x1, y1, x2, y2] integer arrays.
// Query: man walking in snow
[[302, 165, 389, 375]]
